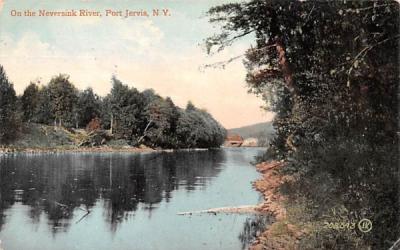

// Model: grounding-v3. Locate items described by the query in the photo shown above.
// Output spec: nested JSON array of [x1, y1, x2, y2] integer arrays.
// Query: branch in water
[[177, 205, 261, 215]]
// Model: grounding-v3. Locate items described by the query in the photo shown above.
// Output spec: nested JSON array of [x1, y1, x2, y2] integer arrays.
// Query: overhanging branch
[[347, 34, 400, 87]]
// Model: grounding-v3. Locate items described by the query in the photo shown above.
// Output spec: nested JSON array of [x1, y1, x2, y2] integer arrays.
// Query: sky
[[0, 0, 274, 129]]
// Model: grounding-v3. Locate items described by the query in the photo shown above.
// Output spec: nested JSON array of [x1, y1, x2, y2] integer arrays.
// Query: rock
[[250, 244, 265, 250], [139, 144, 151, 149]]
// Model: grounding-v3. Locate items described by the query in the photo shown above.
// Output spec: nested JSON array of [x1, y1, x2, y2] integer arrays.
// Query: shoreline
[[0, 146, 217, 155], [0, 145, 263, 155], [0, 146, 157, 155], [250, 161, 305, 250]]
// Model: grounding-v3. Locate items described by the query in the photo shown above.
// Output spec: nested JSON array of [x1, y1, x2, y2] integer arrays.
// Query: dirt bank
[[250, 161, 305, 250]]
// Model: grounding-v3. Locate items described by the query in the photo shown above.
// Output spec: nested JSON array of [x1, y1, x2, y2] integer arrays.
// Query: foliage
[[21, 82, 39, 122], [0, 65, 19, 143], [207, 0, 399, 249], [0, 65, 226, 149], [33, 86, 54, 125], [86, 117, 101, 132], [47, 74, 79, 127], [176, 104, 226, 148], [107, 76, 146, 141], [76, 88, 101, 128], [141, 95, 180, 148]]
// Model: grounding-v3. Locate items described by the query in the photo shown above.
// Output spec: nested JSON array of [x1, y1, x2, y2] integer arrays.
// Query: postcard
[[0, 1, 399, 249]]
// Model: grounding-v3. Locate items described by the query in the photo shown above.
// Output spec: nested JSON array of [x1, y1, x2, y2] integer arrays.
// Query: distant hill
[[227, 122, 275, 146]]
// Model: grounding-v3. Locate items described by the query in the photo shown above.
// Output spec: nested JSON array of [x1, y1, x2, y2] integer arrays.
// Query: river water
[[0, 148, 270, 250]]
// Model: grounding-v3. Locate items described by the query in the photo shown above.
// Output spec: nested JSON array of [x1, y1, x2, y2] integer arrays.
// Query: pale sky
[[0, 0, 274, 129]]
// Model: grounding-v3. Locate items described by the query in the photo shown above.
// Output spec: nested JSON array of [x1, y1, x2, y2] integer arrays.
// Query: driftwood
[[54, 201, 91, 224], [54, 201, 68, 208], [78, 130, 110, 147], [75, 209, 91, 224], [137, 120, 153, 144], [177, 205, 261, 216]]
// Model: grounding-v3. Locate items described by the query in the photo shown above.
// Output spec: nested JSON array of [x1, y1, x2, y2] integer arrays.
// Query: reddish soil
[[250, 161, 304, 250]]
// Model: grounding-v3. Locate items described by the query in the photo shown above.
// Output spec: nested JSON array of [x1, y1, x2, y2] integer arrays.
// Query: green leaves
[[48, 74, 78, 127], [176, 104, 226, 148], [21, 82, 39, 122], [76, 88, 101, 128], [0, 65, 18, 143], [207, 0, 399, 248], [107, 78, 226, 148]]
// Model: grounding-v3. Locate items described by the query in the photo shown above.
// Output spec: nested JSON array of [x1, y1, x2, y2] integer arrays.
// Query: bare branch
[[137, 120, 153, 144], [305, 4, 315, 22], [207, 29, 255, 55], [388, 237, 400, 250], [347, 35, 400, 87], [345, 3, 397, 13], [224, 29, 254, 46], [201, 54, 244, 70], [201, 43, 278, 70]]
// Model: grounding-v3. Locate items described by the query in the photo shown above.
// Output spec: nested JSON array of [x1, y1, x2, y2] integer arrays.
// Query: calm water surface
[[0, 148, 269, 250]]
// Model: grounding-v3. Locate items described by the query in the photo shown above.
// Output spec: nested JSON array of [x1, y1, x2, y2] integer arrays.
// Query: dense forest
[[0, 66, 226, 149], [206, 0, 399, 249]]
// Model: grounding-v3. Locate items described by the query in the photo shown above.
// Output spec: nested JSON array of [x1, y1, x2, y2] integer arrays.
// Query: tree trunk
[[110, 113, 113, 134], [137, 120, 153, 144], [275, 37, 297, 95]]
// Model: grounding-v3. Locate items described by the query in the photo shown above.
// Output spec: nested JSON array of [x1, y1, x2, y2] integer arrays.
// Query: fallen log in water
[[177, 205, 261, 215]]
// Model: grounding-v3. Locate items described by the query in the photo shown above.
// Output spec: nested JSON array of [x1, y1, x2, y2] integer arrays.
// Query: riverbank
[[0, 144, 216, 155], [0, 122, 151, 154], [250, 161, 306, 250], [0, 145, 157, 154], [0, 123, 221, 155]]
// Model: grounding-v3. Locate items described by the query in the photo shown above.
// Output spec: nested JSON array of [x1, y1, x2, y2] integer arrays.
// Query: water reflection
[[238, 215, 274, 249], [0, 150, 226, 232]]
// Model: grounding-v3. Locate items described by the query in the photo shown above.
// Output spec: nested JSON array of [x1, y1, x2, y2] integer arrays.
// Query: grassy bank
[[0, 123, 156, 154]]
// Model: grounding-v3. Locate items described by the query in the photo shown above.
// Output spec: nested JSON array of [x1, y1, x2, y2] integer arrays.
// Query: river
[[0, 148, 270, 250]]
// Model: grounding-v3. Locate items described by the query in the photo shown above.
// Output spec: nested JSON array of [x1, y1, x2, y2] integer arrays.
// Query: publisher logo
[[358, 218, 372, 233]]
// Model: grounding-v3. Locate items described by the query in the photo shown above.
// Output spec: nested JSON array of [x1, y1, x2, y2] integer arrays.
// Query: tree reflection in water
[[0, 150, 226, 233], [238, 215, 274, 249]]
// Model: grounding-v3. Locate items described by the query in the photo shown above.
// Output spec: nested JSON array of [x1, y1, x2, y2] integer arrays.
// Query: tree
[[21, 82, 39, 122], [33, 86, 54, 125], [108, 76, 145, 141], [176, 102, 226, 148], [140, 96, 180, 148], [0, 65, 18, 143], [186, 101, 196, 111], [207, 1, 399, 248], [164, 97, 180, 136], [47, 74, 78, 127], [100, 95, 112, 131], [76, 88, 101, 128]]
